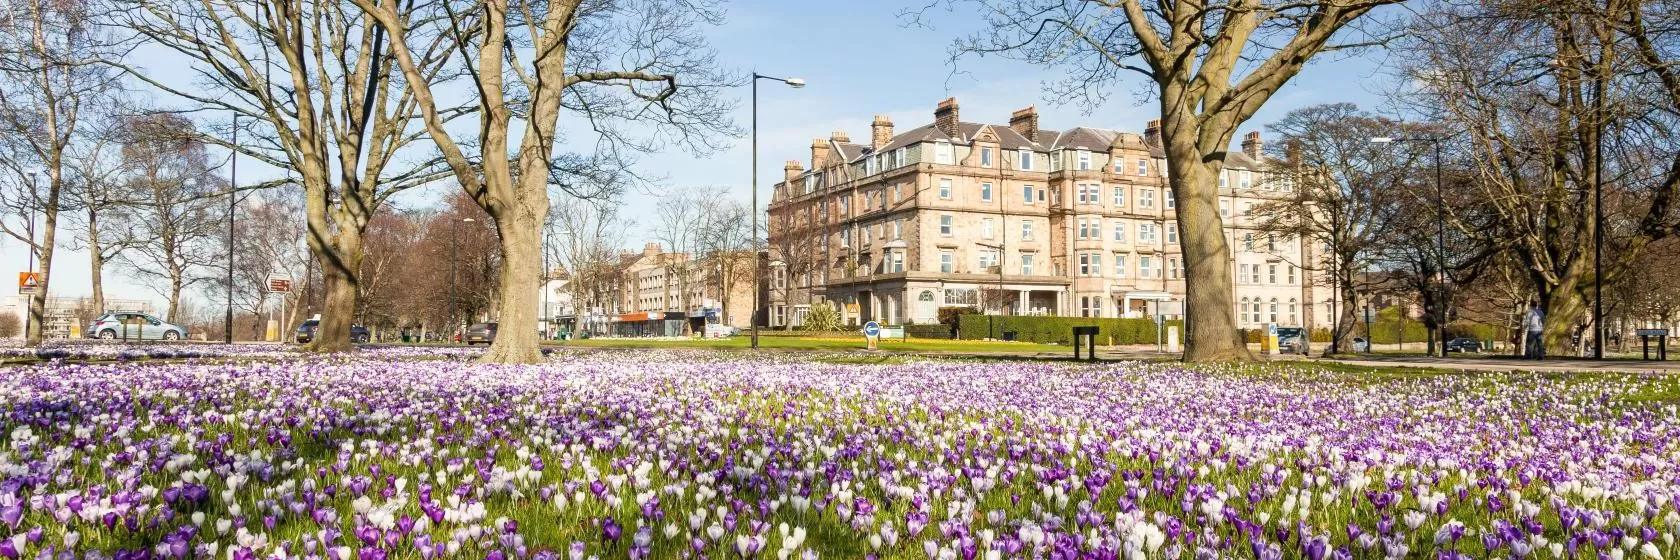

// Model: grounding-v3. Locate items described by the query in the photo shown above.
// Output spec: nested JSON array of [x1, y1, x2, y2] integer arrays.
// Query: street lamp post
[[1593, 76, 1608, 360], [451, 217, 474, 343], [1371, 135, 1448, 358], [23, 171, 36, 338], [225, 114, 238, 343], [750, 72, 804, 350]]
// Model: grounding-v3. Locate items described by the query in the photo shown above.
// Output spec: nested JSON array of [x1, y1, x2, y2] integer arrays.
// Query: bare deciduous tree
[[764, 197, 823, 330], [1253, 104, 1420, 355], [0, 0, 124, 345], [550, 196, 629, 334], [109, 0, 461, 352], [1399, 0, 1680, 354], [908, 0, 1403, 361], [61, 116, 134, 316], [693, 190, 752, 327], [349, 0, 738, 362], [114, 114, 224, 322], [211, 191, 309, 340]]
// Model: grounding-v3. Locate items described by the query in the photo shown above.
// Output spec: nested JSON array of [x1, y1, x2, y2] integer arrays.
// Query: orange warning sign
[[17, 272, 40, 295]]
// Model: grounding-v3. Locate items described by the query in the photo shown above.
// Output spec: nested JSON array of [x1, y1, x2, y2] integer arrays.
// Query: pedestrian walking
[[1524, 300, 1545, 360]]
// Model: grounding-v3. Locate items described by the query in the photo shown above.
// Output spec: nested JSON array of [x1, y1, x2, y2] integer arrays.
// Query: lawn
[[0, 349, 1675, 559], [550, 334, 1071, 354]]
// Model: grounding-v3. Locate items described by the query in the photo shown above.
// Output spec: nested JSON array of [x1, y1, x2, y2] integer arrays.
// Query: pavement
[[1299, 354, 1680, 374], [952, 344, 1680, 374]]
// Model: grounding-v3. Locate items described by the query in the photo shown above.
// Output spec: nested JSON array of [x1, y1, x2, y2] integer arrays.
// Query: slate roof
[[810, 111, 1265, 172]]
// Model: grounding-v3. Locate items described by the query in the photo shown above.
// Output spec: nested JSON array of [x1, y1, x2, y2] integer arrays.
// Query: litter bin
[[1002, 331, 1017, 342]]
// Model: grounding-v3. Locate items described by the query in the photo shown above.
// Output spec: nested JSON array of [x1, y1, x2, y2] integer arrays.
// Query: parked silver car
[[85, 312, 188, 341]]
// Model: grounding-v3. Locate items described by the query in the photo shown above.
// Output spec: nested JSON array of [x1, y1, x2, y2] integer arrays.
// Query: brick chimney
[[1242, 131, 1263, 160], [871, 115, 894, 150], [831, 131, 851, 144], [1144, 119, 1161, 147], [810, 139, 830, 170], [784, 160, 803, 183], [934, 97, 960, 137], [1009, 106, 1039, 141], [643, 242, 661, 257]]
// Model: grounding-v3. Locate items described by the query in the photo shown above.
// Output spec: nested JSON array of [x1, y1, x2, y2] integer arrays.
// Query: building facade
[[766, 98, 1338, 330], [613, 243, 755, 332]]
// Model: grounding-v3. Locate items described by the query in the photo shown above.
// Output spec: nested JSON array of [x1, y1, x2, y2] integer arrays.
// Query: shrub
[[957, 315, 1180, 344], [937, 306, 973, 327], [0, 314, 18, 338], [904, 324, 954, 339], [1310, 328, 1333, 343], [802, 302, 843, 332]]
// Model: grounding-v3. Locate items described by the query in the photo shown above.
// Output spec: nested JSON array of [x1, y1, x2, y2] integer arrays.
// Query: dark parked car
[[296, 320, 371, 343], [1445, 338, 1483, 353], [1275, 327, 1309, 355], [465, 322, 498, 345]]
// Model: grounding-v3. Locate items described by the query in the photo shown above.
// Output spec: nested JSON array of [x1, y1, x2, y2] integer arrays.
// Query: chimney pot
[[810, 139, 831, 170], [1242, 131, 1264, 159], [1144, 120, 1162, 146], [1009, 106, 1039, 142], [831, 131, 851, 144], [934, 97, 960, 136], [871, 115, 894, 150]]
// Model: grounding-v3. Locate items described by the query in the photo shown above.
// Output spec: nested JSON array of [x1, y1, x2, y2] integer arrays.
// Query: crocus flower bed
[[1, 352, 1677, 560], [0, 341, 493, 361]]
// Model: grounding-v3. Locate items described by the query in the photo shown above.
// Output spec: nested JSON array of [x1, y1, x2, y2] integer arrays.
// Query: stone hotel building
[[766, 97, 1338, 330]]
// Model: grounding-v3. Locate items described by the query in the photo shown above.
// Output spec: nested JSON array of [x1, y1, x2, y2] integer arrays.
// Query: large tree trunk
[[1327, 276, 1359, 356], [308, 230, 364, 353], [482, 210, 544, 364], [311, 266, 359, 352], [1541, 279, 1588, 357], [27, 175, 62, 346], [1163, 124, 1251, 362], [167, 275, 182, 323]]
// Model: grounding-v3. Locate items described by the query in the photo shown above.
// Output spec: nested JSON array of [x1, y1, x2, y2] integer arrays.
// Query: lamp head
[[1368, 137, 1394, 144], [784, 78, 805, 88]]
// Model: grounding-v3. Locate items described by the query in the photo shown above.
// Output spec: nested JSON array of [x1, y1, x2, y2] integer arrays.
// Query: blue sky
[[15, 0, 1396, 310]]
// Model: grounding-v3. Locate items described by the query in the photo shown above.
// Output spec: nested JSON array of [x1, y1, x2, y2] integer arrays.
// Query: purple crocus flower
[[601, 517, 622, 544]]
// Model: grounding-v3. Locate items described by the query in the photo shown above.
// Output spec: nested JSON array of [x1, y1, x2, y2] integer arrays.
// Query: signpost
[[16, 272, 39, 295], [266, 276, 292, 342], [863, 321, 881, 351]]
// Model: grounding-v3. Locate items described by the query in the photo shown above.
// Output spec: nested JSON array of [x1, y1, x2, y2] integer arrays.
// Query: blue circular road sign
[[863, 321, 881, 337]]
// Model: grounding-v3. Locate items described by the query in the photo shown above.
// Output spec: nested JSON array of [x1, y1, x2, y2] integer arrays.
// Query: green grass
[[547, 335, 1070, 354]]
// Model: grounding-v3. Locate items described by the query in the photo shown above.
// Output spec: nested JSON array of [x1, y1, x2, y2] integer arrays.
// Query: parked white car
[[1352, 337, 1370, 353]]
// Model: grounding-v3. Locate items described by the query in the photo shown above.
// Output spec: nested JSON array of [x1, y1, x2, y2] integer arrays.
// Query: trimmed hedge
[[957, 315, 1181, 345], [905, 324, 955, 339]]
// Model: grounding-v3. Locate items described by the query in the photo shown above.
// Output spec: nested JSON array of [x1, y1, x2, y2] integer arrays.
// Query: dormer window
[[1018, 149, 1034, 171], [1077, 149, 1092, 171], [934, 141, 953, 164]]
